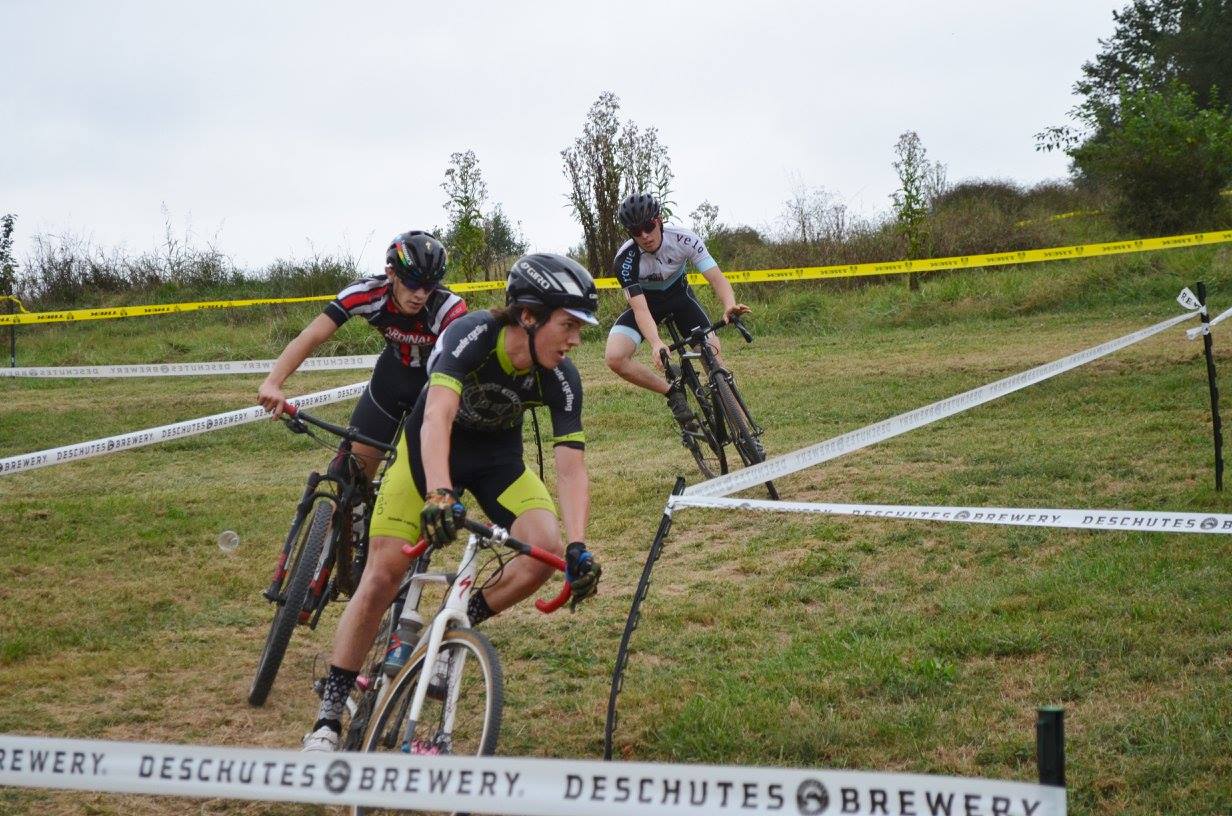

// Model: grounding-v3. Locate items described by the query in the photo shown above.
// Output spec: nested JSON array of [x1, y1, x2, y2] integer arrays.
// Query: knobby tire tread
[[248, 499, 333, 706]]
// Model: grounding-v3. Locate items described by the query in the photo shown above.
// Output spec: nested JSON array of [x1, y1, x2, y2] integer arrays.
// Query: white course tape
[[670, 495, 1232, 536], [0, 734, 1065, 816], [1186, 305, 1232, 340], [686, 310, 1198, 498], [0, 381, 366, 477], [0, 354, 379, 378]]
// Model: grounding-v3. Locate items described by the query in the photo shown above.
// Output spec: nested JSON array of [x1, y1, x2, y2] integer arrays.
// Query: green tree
[[0, 214, 16, 299], [690, 200, 721, 241], [480, 204, 527, 279], [561, 92, 674, 272], [1077, 0, 1232, 118], [1071, 83, 1232, 232], [891, 132, 946, 291], [1037, 1, 1232, 231], [441, 150, 489, 281]]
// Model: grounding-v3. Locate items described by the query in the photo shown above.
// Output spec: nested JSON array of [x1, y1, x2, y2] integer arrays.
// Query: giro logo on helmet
[[517, 262, 556, 292]]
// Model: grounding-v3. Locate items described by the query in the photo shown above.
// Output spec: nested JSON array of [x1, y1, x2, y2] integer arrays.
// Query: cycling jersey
[[325, 277, 467, 368], [369, 309, 584, 541], [611, 225, 718, 297], [425, 311, 585, 448], [324, 277, 467, 443]]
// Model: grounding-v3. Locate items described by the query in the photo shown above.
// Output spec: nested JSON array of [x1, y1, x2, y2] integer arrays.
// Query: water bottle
[[383, 609, 424, 676]]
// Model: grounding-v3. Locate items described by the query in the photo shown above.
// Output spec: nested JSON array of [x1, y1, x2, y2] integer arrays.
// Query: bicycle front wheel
[[248, 498, 333, 707], [679, 358, 727, 479], [714, 375, 779, 499], [354, 628, 503, 816]]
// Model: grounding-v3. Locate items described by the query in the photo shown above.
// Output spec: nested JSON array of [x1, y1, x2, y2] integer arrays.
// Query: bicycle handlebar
[[398, 518, 573, 613], [282, 403, 397, 454], [665, 314, 754, 355]]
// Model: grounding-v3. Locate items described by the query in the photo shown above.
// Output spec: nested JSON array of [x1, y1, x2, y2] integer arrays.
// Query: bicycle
[[349, 517, 572, 816], [661, 314, 779, 499], [248, 404, 397, 707]]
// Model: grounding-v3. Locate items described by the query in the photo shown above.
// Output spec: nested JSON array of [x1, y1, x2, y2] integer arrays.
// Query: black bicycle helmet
[[506, 253, 599, 326], [617, 192, 661, 229], [386, 230, 447, 286]]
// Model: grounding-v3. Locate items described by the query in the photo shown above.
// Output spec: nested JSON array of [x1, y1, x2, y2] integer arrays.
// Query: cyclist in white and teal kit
[[604, 192, 750, 426]]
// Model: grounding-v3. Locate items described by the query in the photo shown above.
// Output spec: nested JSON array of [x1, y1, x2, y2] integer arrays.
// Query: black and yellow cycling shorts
[[369, 421, 556, 543]]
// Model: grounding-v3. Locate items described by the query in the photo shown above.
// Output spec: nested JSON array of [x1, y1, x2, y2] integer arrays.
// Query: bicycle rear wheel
[[714, 374, 779, 499], [678, 358, 727, 479], [353, 628, 503, 816], [248, 498, 333, 706]]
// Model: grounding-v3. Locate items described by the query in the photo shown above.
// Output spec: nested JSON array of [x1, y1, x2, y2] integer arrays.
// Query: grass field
[[2, 247, 1232, 815]]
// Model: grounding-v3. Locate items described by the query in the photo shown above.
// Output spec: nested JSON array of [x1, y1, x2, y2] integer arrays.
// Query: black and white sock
[[468, 591, 495, 625], [313, 665, 358, 732]]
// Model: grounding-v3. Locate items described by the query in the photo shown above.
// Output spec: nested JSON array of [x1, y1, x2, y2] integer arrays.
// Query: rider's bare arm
[[420, 384, 461, 492], [699, 266, 750, 322], [258, 313, 339, 415], [553, 445, 590, 545]]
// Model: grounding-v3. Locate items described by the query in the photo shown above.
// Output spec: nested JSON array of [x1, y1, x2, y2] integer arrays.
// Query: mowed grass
[[2, 249, 1232, 815]]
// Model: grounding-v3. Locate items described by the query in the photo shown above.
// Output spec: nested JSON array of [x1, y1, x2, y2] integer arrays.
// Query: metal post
[[1197, 282, 1223, 491], [604, 476, 686, 761], [1035, 706, 1065, 787]]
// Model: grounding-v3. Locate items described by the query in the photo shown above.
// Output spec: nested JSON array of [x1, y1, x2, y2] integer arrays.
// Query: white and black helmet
[[506, 253, 599, 326], [617, 192, 661, 229]]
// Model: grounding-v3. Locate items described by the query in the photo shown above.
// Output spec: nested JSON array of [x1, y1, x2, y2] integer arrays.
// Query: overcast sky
[[2, 1, 1127, 275]]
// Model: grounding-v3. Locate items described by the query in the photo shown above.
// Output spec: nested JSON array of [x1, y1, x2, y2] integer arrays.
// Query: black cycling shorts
[[609, 281, 711, 345], [347, 347, 429, 444]]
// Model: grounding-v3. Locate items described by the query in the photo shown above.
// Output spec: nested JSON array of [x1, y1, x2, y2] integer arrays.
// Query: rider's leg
[[329, 535, 414, 670], [306, 420, 421, 748], [604, 329, 669, 395]]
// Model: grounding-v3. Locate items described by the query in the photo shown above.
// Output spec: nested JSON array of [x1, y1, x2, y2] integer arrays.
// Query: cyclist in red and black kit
[[258, 230, 467, 479], [604, 192, 749, 427]]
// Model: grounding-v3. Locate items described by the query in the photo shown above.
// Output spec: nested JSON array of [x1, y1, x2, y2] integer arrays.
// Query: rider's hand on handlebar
[[651, 339, 670, 371], [724, 303, 751, 323], [421, 488, 466, 546], [565, 542, 601, 610], [257, 380, 289, 418]]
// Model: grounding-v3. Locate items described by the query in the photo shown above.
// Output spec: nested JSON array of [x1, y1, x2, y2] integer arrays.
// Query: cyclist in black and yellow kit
[[304, 253, 603, 751]]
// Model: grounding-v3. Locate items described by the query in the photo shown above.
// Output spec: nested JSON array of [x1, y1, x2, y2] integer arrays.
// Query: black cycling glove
[[565, 541, 601, 610]]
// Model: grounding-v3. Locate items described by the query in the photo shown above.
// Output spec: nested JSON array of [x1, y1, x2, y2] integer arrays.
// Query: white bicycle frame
[[357, 532, 485, 751], [399, 532, 482, 748]]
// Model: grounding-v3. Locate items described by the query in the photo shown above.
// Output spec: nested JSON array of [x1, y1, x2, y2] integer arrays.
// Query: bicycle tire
[[714, 375, 780, 499], [678, 358, 727, 478], [353, 628, 503, 816], [248, 498, 333, 707], [340, 604, 395, 751]]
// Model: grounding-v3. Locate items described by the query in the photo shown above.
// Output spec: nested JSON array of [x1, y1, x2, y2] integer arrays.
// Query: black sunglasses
[[627, 217, 658, 238]]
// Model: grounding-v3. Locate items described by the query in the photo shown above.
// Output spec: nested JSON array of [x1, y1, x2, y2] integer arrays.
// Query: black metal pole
[[7, 298, 14, 368], [604, 476, 686, 761], [1035, 706, 1065, 787], [1197, 282, 1222, 491]]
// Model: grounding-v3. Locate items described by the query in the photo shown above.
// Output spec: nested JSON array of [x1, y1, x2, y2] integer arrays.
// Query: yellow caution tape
[[4, 228, 1231, 327], [0, 295, 29, 313]]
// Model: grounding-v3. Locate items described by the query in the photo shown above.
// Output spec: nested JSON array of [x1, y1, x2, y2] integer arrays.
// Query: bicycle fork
[[393, 534, 479, 753]]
